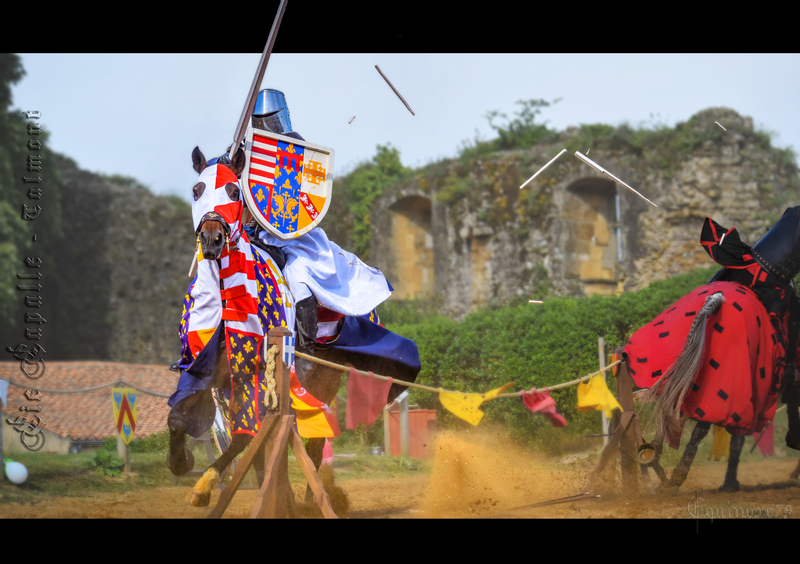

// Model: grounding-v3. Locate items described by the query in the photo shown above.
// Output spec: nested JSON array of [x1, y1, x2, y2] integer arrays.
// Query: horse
[[166, 146, 419, 511], [615, 210, 800, 493], [620, 282, 791, 493]]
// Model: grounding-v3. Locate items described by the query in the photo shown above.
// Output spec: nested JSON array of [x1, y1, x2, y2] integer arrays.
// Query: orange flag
[[290, 366, 341, 438]]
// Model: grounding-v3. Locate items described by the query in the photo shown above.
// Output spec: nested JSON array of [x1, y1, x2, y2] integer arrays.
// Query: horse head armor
[[191, 147, 246, 259]]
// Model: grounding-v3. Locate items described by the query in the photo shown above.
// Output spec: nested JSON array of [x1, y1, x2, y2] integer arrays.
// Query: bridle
[[196, 210, 234, 255]]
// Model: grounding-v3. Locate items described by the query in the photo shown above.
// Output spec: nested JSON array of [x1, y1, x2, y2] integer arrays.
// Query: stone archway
[[387, 196, 434, 300], [562, 178, 621, 296]]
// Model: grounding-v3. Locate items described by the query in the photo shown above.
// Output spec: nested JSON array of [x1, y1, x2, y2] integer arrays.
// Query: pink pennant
[[321, 439, 334, 466], [754, 422, 774, 458], [521, 388, 567, 427]]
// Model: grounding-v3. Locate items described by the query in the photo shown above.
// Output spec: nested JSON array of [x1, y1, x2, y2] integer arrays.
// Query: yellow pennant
[[708, 425, 731, 461], [111, 387, 138, 445], [576, 375, 622, 418], [439, 383, 515, 426]]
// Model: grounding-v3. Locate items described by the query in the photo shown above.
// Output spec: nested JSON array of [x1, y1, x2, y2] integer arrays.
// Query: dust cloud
[[419, 427, 595, 517]]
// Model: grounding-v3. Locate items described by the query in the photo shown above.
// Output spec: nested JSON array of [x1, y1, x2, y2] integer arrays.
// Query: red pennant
[[521, 388, 567, 427]]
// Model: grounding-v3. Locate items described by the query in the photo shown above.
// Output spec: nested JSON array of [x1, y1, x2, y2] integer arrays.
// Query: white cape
[[259, 228, 392, 316]]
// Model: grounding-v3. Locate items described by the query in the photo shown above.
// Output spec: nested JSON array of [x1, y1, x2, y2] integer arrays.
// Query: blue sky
[[12, 53, 800, 201]]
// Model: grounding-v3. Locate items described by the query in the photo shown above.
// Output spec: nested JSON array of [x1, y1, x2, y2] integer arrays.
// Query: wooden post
[[206, 415, 279, 519], [582, 411, 635, 493], [252, 326, 294, 518], [581, 355, 651, 495], [599, 337, 609, 447], [1, 410, 5, 464], [398, 390, 410, 458], [117, 434, 130, 473], [383, 406, 391, 455], [208, 326, 337, 519], [616, 359, 639, 493]]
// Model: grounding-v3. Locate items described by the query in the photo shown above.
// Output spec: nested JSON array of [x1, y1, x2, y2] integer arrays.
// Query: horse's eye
[[225, 182, 240, 201], [193, 182, 206, 201]]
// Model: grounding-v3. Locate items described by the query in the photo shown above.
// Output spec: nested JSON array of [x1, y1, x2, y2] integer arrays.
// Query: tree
[[0, 55, 64, 349], [485, 98, 561, 150], [335, 144, 410, 259]]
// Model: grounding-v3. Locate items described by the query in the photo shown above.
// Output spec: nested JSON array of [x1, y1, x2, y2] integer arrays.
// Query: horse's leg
[[166, 392, 204, 476], [791, 458, 800, 480], [649, 428, 669, 484], [719, 434, 745, 492], [664, 420, 711, 490], [304, 438, 325, 504], [252, 440, 266, 486], [189, 434, 251, 507], [786, 399, 800, 449], [293, 351, 343, 505]]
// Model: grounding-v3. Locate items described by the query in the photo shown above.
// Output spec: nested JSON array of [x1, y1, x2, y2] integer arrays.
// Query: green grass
[[0, 438, 431, 506], [287, 444, 431, 483], [0, 451, 177, 505]]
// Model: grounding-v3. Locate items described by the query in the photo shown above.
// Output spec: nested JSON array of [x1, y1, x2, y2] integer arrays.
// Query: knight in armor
[[173, 89, 402, 384], [219, 89, 320, 370], [705, 207, 800, 449], [172, 89, 316, 370]]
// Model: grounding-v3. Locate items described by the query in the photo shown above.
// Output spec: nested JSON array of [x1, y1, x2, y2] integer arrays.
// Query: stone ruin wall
[[370, 108, 799, 320]]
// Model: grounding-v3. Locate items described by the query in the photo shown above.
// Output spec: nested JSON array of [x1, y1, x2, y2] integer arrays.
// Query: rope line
[[1, 356, 621, 399], [3, 377, 172, 398], [295, 351, 621, 397]]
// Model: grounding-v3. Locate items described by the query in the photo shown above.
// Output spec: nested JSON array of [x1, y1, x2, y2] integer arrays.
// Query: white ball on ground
[[5, 461, 28, 484]]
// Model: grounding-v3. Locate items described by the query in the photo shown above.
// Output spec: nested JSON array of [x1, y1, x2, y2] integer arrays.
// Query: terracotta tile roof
[[1, 361, 180, 442]]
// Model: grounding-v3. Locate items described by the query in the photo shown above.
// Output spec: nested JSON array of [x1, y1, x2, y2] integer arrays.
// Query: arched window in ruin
[[387, 196, 434, 300], [562, 178, 622, 296]]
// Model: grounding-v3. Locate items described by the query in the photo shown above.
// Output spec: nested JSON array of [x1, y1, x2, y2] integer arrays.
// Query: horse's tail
[[645, 291, 725, 436]]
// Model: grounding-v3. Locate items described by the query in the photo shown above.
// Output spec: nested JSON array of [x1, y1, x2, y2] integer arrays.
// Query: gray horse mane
[[645, 291, 726, 437]]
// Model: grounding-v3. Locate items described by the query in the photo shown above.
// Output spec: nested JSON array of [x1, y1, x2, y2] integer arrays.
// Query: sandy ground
[[2, 430, 800, 519]]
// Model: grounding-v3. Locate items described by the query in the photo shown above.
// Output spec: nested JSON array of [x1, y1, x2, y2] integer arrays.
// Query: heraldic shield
[[241, 125, 334, 240]]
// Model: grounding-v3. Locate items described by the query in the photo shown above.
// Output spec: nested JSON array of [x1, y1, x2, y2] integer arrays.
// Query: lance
[[230, 0, 288, 158]]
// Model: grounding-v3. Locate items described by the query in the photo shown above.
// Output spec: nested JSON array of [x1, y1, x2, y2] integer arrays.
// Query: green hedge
[[382, 267, 718, 452], [102, 429, 171, 454]]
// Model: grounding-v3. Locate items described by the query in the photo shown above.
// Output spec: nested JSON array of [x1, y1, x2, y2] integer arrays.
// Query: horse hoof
[[190, 491, 210, 506], [786, 431, 800, 451], [189, 468, 219, 507], [719, 481, 740, 492], [190, 490, 211, 507], [657, 483, 681, 496]]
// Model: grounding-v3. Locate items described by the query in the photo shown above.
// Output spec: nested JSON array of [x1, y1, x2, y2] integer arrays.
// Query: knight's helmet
[[209, 89, 295, 168], [252, 89, 292, 134], [750, 206, 800, 282]]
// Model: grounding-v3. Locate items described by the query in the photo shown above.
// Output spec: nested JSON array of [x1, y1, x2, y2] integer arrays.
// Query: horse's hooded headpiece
[[192, 163, 244, 245], [182, 156, 292, 438]]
